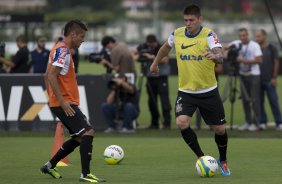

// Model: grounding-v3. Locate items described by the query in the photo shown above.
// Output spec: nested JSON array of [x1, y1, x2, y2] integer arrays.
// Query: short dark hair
[[16, 35, 27, 43], [239, 27, 248, 33], [63, 20, 88, 37], [101, 36, 116, 47], [183, 4, 201, 17], [146, 34, 157, 43], [258, 29, 267, 36]]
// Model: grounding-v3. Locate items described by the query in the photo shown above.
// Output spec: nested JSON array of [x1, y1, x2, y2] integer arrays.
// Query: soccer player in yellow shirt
[[150, 4, 231, 176]]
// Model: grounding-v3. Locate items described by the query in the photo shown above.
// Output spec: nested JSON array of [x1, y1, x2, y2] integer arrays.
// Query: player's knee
[[213, 125, 226, 135], [83, 128, 94, 136], [176, 116, 189, 129], [73, 136, 82, 143]]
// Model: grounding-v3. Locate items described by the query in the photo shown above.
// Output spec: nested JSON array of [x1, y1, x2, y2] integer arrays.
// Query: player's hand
[[61, 100, 77, 116], [203, 50, 216, 60], [150, 62, 159, 75]]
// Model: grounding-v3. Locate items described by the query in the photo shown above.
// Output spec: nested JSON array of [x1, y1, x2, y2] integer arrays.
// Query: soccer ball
[[195, 156, 218, 177], [103, 145, 124, 165]]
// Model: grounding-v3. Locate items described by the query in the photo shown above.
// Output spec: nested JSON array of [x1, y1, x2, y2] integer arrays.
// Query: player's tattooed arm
[[203, 47, 224, 64], [211, 47, 224, 64]]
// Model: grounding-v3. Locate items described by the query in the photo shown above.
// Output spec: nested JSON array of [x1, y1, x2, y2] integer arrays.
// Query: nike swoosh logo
[[181, 43, 196, 49]]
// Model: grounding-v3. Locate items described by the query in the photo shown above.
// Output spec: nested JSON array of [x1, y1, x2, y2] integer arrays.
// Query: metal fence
[[1, 20, 282, 44]]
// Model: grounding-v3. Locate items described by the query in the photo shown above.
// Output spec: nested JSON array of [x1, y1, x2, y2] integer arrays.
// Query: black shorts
[[175, 88, 226, 125], [51, 105, 93, 137]]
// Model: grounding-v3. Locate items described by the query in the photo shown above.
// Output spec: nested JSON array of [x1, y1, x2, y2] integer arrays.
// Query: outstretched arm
[[0, 57, 15, 68], [150, 41, 172, 74]]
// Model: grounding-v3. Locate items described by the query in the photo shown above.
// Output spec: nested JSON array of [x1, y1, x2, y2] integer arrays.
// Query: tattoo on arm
[[211, 47, 224, 64]]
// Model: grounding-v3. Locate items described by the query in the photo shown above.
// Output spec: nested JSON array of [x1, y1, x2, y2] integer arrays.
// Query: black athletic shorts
[[51, 105, 93, 137], [175, 88, 226, 125]]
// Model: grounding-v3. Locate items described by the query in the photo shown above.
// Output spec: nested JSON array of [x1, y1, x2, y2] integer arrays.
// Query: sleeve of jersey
[[167, 32, 175, 47], [207, 32, 222, 49], [51, 46, 68, 68]]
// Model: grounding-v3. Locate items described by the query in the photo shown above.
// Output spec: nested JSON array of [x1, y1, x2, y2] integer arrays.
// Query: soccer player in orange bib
[[40, 20, 105, 183]]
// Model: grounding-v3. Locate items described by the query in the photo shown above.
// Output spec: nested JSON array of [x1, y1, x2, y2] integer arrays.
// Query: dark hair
[[146, 34, 157, 43], [258, 29, 267, 36], [238, 28, 248, 33], [57, 37, 63, 42], [183, 4, 201, 17], [101, 36, 116, 47], [16, 35, 27, 43], [63, 20, 88, 37]]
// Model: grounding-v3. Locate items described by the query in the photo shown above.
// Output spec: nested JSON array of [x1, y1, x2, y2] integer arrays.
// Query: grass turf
[[0, 131, 281, 184]]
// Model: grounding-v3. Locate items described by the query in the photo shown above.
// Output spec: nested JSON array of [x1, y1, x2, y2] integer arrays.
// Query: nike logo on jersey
[[181, 43, 196, 49]]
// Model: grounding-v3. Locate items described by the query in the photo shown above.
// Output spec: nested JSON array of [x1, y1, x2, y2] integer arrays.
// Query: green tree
[[46, 0, 122, 12], [45, 0, 123, 22]]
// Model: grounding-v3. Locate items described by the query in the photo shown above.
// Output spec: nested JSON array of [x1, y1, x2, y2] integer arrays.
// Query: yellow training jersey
[[170, 26, 222, 92]]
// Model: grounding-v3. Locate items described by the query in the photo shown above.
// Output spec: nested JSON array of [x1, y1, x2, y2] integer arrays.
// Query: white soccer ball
[[195, 155, 218, 177], [103, 145, 124, 165]]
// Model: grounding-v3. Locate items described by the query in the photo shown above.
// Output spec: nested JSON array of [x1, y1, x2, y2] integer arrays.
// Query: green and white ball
[[195, 156, 218, 177], [103, 145, 124, 165]]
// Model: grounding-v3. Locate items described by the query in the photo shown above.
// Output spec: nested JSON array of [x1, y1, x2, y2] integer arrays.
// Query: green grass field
[[0, 131, 282, 184]]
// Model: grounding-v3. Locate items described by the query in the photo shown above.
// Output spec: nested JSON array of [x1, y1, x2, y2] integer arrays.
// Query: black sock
[[49, 139, 80, 168], [80, 135, 94, 177], [180, 127, 204, 158], [215, 130, 228, 162]]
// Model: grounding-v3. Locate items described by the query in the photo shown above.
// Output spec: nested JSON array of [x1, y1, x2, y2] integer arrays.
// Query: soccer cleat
[[40, 165, 62, 179], [79, 173, 106, 183], [217, 160, 231, 176]]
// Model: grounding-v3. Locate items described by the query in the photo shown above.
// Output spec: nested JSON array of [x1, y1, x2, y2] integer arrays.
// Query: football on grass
[[195, 155, 218, 177], [103, 145, 124, 165]]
